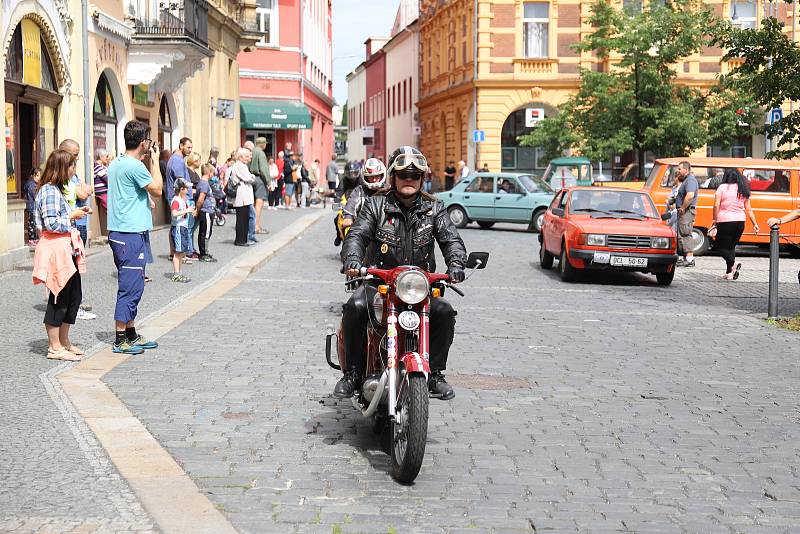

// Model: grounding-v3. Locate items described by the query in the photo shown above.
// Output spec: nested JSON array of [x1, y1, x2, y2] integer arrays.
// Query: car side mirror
[[551, 207, 565, 217], [466, 251, 489, 269]]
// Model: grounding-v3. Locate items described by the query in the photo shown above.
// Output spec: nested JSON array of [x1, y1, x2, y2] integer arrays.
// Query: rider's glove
[[342, 260, 361, 274], [447, 265, 465, 283]]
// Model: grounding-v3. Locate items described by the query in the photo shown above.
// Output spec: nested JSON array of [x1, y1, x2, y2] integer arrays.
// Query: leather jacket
[[341, 191, 467, 272], [342, 185, 373, 219]]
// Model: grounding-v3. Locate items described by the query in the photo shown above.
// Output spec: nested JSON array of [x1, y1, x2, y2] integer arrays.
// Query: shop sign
[[133, 84, 154, 106], [525, 108, 545, 127], [21, 19, 42, 88], [96, 39, 125, 76]]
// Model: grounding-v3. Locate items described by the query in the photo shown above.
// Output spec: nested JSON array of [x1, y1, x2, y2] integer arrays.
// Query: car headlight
[[586, 234, 607, 246], [651, 237, 671, 249], [395, 270, 429, 304]]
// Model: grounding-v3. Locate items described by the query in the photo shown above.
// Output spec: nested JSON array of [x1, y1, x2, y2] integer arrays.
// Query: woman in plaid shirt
[[32, 149, 91, 361]]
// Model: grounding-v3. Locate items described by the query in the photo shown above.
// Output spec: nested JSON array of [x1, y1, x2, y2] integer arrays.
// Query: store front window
[[4, 18, 62, 197], [158, 96, 173, 152], [501, 107, 550, 174], [244, 130, 276, 159], [93, 73, 117, 158]]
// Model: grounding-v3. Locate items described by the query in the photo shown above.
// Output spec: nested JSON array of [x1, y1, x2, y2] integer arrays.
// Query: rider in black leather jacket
[[335, 146, 467, 400]]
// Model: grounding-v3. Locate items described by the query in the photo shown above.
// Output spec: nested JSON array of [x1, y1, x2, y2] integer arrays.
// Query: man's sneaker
[[676, 258, 686, 266], [76, 308, 96, 320], [171, 273, 191, 283], [199, 255, 218, 262], [112, 340, 144, 355], [333, 370, 360, 398], [130, 335, 158, 350], [683, 260, 696, 268], [79, 303, 93, 312], [428, 371, 455, 400]]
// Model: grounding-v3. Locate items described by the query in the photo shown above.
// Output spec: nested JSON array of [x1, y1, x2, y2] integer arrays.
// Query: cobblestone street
[[91, 219, 800, 533]]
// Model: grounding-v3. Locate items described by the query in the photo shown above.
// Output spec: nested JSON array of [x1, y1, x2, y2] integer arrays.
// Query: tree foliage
[[520, 0, 759, 173], [714, 6, 800, 159]]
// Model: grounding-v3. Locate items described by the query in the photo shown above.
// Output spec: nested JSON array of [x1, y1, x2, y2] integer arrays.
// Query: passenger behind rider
[[336, 146, 468, 401], [341, 158, 387, 230]]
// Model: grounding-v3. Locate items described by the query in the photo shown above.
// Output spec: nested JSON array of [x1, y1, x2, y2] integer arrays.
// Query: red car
[[539, 187, 678, 285]]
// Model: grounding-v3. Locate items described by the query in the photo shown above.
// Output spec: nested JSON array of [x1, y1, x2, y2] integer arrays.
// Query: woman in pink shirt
[[712, 168, 759, 280]]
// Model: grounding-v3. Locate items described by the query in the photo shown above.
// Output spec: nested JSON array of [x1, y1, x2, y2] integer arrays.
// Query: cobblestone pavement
[[103, 219, 800, 533], [0, 206, 315, 533]]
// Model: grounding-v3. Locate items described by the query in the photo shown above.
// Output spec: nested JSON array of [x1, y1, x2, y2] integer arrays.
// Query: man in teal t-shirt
[[106, 120, 163, 355]]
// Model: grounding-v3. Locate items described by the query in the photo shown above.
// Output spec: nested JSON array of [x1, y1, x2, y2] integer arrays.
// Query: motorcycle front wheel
[[390, 374, 429, 484]]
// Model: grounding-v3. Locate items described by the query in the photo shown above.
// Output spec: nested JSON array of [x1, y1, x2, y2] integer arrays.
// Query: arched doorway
[[4, 18, 63, 197], [158, 95, 175, 152], [93, 73, 117, 158], [500, 103, 557, 174]]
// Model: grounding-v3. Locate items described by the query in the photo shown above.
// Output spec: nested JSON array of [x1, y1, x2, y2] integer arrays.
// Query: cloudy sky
[[332, 0, 400, 106]]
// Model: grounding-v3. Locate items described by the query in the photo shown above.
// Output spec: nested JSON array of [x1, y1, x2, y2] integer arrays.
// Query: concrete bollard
[[768, 224, 780, 318]]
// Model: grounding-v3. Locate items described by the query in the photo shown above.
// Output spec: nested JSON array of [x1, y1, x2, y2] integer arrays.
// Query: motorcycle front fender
[[400, 351, 430, 377]]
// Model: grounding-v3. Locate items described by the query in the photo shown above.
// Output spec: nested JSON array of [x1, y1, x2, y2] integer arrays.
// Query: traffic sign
[[769, 108, 783, 125], [472, 130, 485, 143]]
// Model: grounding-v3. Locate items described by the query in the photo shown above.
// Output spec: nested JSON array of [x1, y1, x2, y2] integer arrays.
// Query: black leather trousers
[[341, 284, 456, 373]]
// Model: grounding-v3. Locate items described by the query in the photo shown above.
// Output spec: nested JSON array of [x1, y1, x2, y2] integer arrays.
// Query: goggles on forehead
[[390, 153, 428, 174]]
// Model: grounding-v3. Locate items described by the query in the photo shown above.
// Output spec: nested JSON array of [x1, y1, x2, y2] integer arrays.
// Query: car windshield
[[569, 190, 659, 218], [518, 175, 553, 193]]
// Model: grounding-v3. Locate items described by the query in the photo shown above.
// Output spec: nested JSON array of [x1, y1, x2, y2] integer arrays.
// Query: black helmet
[[344, 161, 361, 179], [387, 146, 428, 176]]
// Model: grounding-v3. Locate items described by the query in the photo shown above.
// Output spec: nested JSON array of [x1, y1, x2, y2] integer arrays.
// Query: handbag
[[224, 176, 238, 198]]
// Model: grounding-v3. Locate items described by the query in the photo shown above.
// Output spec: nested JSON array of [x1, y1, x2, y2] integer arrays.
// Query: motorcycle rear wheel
[[390, 374, 429, 484]]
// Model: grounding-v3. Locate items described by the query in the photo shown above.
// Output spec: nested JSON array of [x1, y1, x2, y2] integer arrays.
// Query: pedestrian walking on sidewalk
[[32, 150, 90, 361], [267, 156, 280, 210], [185, 152, 202, 260], [195, 164, 218, 262], [326, 154, 338, 191], [170, 179, 193, 282], [230, 147, 256, 246], [165, 138, 193, 259], [107, 120, 163, 355], [712, 169, 759, 280], [24, 167, 40, 246], [250, 137, 270, 233], [60, 139, 97, 320], [675, 161, 699, 267]]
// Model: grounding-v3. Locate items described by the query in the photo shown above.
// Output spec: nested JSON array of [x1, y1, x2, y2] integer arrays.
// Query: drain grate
[[448, 374, 531, 390]]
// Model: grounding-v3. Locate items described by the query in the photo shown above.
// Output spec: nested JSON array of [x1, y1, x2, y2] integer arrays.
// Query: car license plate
[[611, 256, 648, 267], [593, 251, 611, 264]]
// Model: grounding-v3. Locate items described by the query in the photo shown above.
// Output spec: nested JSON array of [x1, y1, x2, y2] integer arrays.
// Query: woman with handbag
[[229, 147, 256, 246], [712, 168, 759, 280]]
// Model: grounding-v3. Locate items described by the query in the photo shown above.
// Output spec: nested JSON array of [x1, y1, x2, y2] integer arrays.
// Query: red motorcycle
[[326, 252, 488, 483]]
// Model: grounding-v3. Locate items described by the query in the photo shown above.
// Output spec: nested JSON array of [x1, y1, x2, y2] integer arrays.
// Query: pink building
[[238, 0, 334, 163]]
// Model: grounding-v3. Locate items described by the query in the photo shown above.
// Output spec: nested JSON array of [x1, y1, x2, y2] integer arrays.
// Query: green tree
[[520, 0, 758, 178], [341, 101, 348, 127], [714, 5, 800, 159]]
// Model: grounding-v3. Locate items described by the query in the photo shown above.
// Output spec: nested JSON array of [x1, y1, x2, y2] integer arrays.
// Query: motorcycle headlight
[[586, 234, 607, 246], [395, 270, 429, 304], [651, 236, 671, 249], [372, 292, 384, 323]]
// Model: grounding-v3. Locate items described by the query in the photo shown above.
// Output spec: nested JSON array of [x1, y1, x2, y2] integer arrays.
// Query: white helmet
[[361, 157, 387, 190]]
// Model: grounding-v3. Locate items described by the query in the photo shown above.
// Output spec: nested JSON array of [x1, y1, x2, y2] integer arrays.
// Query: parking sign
[[472, 130, 485, 143], [770, 108, 783, 125]]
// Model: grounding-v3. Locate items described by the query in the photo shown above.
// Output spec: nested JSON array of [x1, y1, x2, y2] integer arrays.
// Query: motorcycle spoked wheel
[[390, 374, 429, 484]]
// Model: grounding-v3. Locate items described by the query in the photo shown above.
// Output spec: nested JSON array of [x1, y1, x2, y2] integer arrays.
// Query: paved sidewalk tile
[[0, 206, 318, 532]]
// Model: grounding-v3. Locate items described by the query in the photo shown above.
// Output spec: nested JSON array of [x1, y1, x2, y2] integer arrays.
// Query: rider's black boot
[[428, 370, 455, 400], [333, 369, 360, 398]]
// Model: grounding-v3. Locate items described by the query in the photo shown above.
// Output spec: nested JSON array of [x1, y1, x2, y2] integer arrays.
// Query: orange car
[[641, 157, 800, 255], [539, 187, 678, 285]]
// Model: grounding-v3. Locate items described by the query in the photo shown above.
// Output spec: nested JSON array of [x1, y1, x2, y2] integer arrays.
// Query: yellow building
[[418, 0, 799, 187], [0, 0, 256, 270]]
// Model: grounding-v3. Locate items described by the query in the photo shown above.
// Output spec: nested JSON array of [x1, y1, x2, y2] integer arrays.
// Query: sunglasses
[[395, 173, 422, 181]]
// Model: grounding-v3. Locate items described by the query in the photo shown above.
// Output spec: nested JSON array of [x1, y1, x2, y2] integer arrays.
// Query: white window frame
[[522, 3, 549, 59], [256, 0, 279, 47], [731, 0, 757, 30]]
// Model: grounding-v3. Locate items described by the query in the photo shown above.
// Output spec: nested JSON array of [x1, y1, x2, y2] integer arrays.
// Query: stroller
[[210, 176, 227, 226]]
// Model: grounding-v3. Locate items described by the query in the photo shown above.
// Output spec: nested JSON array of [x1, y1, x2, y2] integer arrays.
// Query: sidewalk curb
[[56, 209, 327, 534]]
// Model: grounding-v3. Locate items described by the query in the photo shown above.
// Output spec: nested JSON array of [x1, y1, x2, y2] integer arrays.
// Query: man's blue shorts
[[108, 231, 152, 324]]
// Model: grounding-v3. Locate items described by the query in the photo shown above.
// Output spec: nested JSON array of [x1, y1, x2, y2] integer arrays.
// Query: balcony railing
[[513, 58, 557, 76], [134, 0, 209, 47]]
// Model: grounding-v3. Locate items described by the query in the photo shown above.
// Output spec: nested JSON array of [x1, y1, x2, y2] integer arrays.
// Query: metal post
[[768, 224, 780, 318]]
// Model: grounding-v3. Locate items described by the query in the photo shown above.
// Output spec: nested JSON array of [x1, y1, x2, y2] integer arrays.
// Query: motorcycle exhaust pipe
[[356, 370, 389, 418]]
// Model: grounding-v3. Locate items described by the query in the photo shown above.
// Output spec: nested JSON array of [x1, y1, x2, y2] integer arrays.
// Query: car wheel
[[691, 228, 710, 256], [539, 238, 554, 269], [448, 206, 468, 228], [529, 208, 546, 233], [656, 269, 675, 286], [786, 245, 800, 259], [559, 245, 578, 282], [477, 221, 495, 229]]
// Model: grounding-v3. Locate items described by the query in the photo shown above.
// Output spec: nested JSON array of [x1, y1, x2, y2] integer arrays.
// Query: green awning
[[240, 99, 312, 130]]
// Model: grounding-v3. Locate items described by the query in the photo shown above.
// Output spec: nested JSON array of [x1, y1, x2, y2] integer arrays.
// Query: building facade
[[384, 20, 419, 158], [0, 0, 256, 271], [418, 0, 800, 188], [345, 63, 366, 162], [238, 0, 334, 163]]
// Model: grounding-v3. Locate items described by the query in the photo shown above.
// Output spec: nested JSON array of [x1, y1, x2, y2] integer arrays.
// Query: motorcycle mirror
[[466, 251, 489, 269], [660, 212, 671, 221]]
